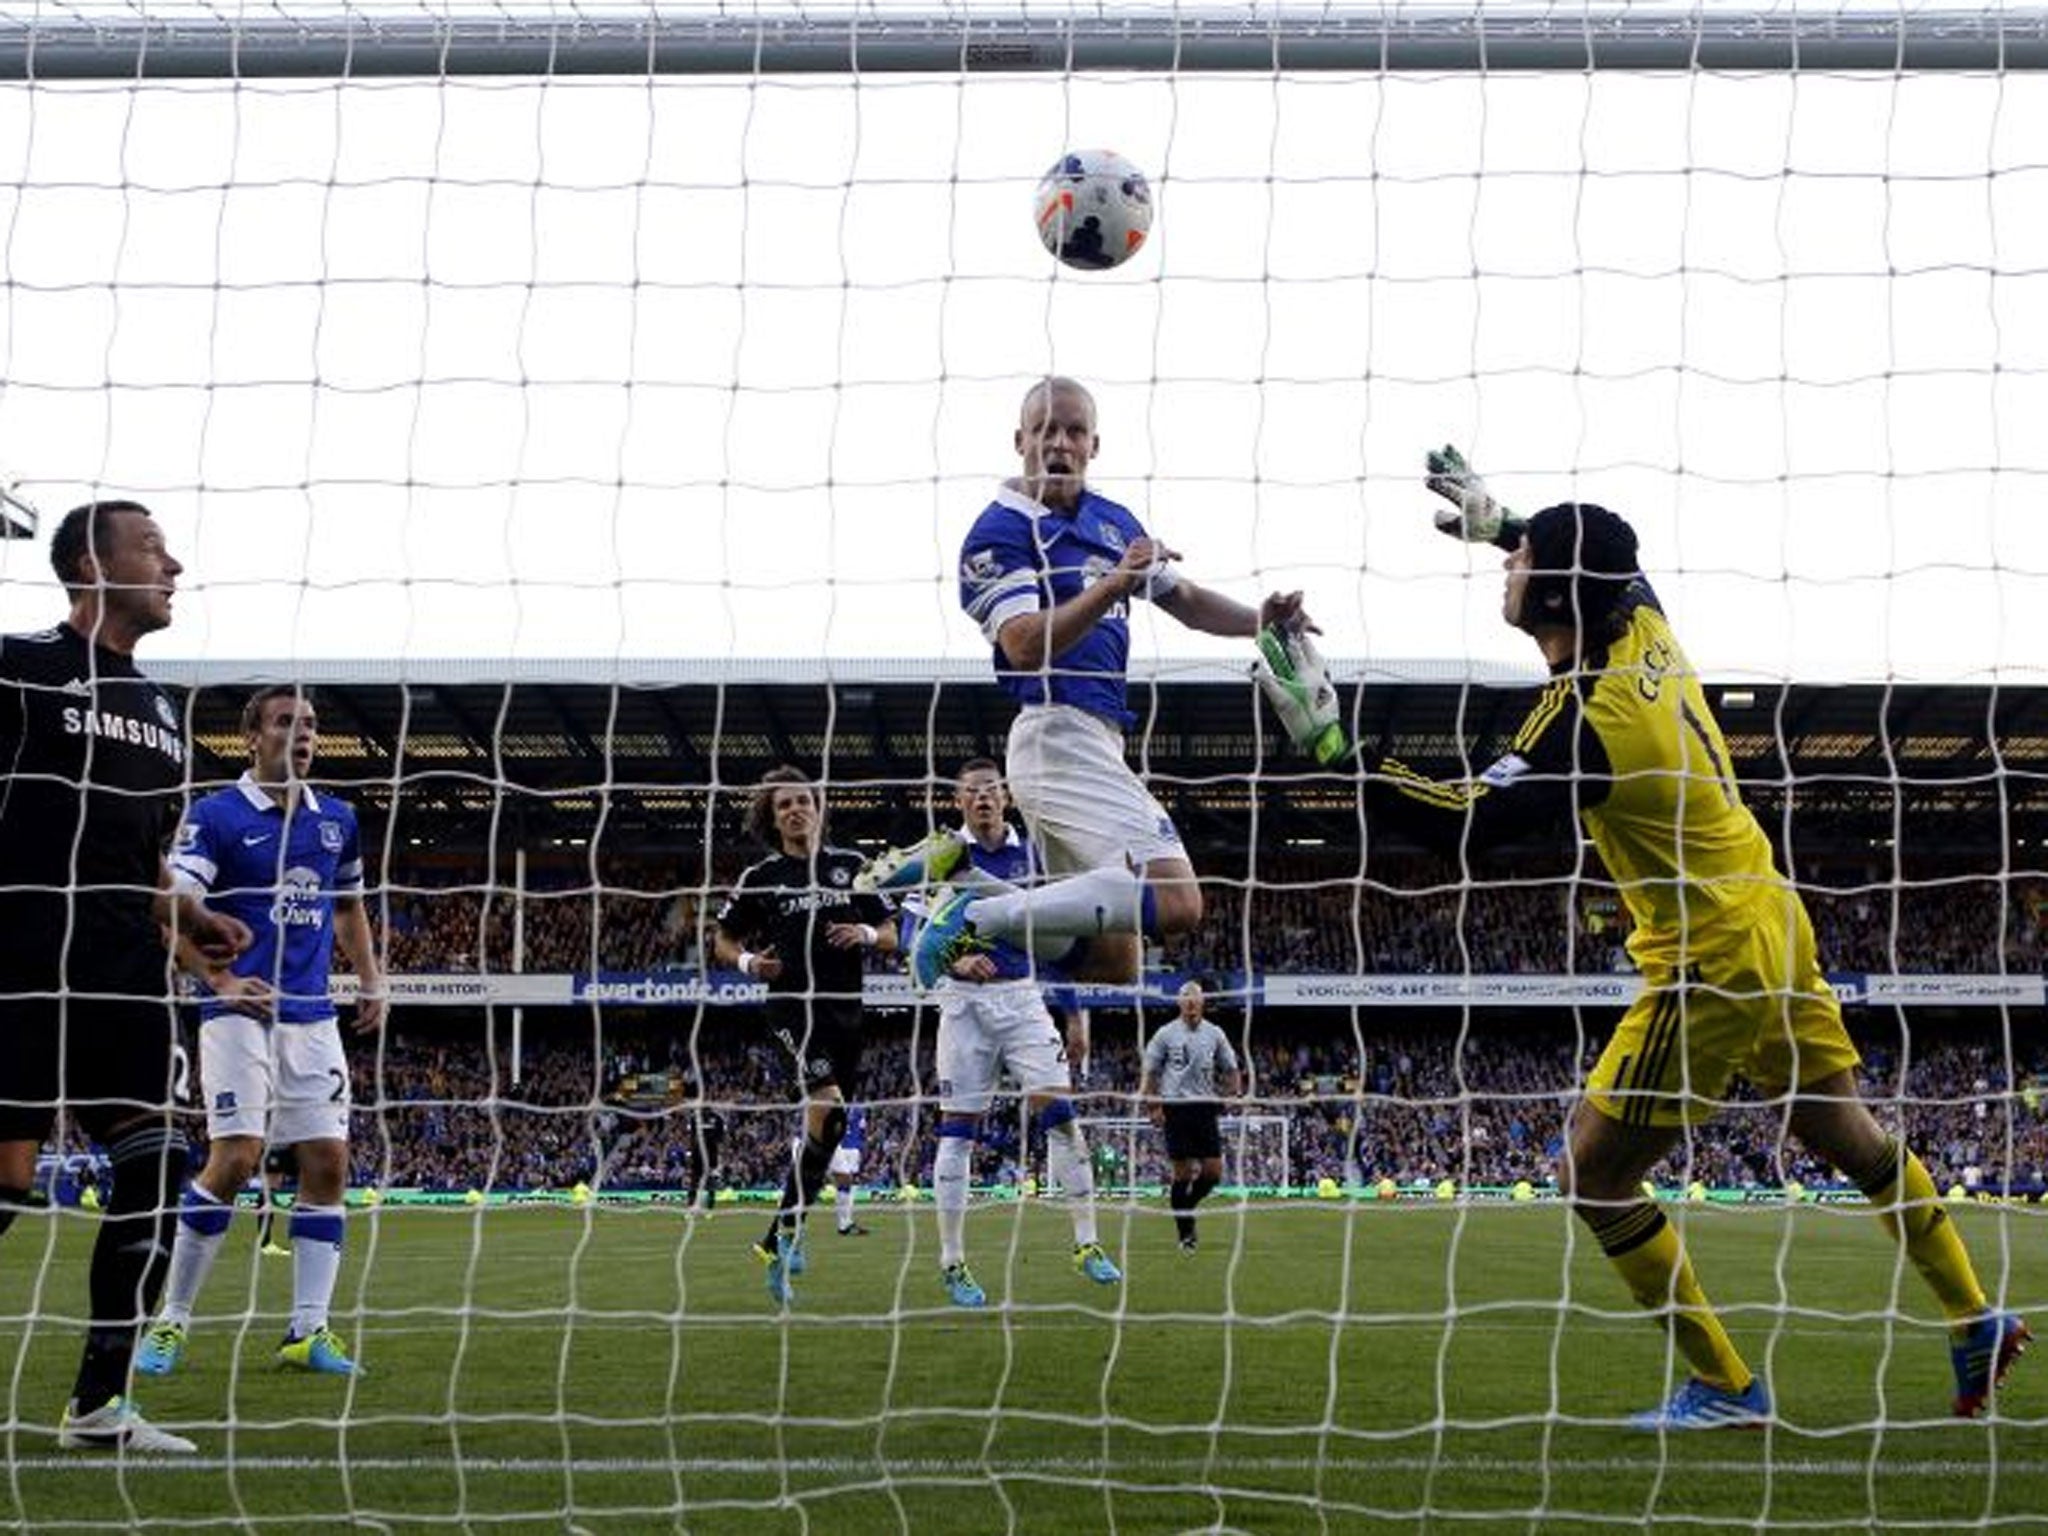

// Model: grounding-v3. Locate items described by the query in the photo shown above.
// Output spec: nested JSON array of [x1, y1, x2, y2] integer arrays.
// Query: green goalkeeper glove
[[1425, 444, 1527, 551], [1252, 624, 1350, 766]]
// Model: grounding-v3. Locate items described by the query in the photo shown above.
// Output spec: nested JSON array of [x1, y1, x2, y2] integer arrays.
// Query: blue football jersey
[[966, 826, 1038, 886], [168, 774, 364, 1024], [957, 484, 1177, 726], [841, 1105, 867, 1153]]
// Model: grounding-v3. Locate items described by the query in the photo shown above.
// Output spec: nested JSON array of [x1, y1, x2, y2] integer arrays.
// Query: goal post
[[0, 6, 2041, 1533], [1078, 1112, 1295, 1197]]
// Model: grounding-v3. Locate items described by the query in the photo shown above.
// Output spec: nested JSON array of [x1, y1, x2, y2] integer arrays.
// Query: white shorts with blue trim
[[199, 1013, 351, 1147], [1005, 704, 1186, 874], [935, 980, 1073, 1116]]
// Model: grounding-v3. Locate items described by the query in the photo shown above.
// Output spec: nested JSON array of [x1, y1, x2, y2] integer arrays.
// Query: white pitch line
[[44, 1311, 1946, 1342], [6, 1454, 2046, 1477]]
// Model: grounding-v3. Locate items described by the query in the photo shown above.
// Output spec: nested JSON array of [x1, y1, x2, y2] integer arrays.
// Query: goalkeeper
[[1253, 450, 2029, 1429]]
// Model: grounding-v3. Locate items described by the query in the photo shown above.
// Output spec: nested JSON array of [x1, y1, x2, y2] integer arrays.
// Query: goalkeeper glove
[[1425, 444, 1527, 551], [1252, 624, 1350, 766]]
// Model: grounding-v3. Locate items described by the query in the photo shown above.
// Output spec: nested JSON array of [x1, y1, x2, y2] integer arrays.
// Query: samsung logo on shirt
[[59, 706, 186, 764], [772, 889, 856, 915]]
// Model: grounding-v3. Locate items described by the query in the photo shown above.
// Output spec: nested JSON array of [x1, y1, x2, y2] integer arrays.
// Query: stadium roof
[[151, 660, 2048, 865]]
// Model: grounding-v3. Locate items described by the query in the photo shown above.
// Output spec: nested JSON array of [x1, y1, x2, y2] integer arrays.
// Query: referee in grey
[[1138, 979, 1242, 1253]]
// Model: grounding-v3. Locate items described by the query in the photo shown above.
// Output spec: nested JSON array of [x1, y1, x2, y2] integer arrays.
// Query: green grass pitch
[[1, 1199, 2042, 1534]]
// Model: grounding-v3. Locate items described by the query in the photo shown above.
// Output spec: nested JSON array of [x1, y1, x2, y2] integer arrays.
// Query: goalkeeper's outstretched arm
[[1252, 627, 1599, 855], [1355, 693, 1597, 859], [1253, 439, 1603, 849], [1425, 444, 1528, 552]]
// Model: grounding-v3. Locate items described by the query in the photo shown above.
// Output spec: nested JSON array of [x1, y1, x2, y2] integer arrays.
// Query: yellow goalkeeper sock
[[1851, 1139, 1987, 1323], [1587, 1202, 1751, 1394]]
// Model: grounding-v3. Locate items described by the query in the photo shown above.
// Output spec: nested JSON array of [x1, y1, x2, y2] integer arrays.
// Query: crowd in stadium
[[372, 860, 2046, 980], [329, 1015, 2048, 1200], [334, 852, 2048, 1198]]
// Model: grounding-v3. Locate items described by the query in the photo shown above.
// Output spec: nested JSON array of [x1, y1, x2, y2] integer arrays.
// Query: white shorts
[[828, 1144, 862, 1178], [199, 1014, 351, 1147], [935, 981, 1073, 1116], [1005, 705, 1186, 874]]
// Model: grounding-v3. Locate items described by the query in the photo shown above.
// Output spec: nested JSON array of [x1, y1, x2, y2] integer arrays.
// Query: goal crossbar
[[6, 7, 2048, 82]]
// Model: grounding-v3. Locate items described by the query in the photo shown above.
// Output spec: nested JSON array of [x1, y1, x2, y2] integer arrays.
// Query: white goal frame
[[1, 10, 2040, 1533], [1079, 1112, 1294, 1197], [3, 9, 2047, 80]]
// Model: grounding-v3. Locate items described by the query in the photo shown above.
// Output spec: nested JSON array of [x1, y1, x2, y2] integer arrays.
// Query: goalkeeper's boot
[[752, 1226, 808, 1275], [910, 887, 989, 991], [1627, 1375, 1771, 1431], [759, 1230, 799, 1307], [134, 1320, 187, 1378], [1073, 1242, 1123, 1286], [941, 1262, 987, 1309], [856, 828, 967, 895], [1951, 1311, 2032, 1418], [58, 1396, 196, 1454], [277, 1325, 363, 1376], [260, 1241, 291, 1258]]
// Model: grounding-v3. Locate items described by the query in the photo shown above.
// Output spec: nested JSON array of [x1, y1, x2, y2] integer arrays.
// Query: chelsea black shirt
[[714, 846, 891, 1003], [0, 623, 186, 990]]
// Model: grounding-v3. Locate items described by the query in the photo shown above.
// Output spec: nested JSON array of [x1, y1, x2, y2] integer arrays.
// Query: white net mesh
[[0, 8, 2042, 1531]]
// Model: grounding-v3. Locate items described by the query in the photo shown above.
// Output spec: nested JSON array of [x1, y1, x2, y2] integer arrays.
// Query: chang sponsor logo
[[269, 866, 328, 929]]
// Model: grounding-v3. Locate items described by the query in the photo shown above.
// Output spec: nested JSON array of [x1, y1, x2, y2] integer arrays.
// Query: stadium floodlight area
[[0, 5, 2044, 1532]]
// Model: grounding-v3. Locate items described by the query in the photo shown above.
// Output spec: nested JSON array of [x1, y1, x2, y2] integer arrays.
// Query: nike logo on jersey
[[242, 833, 272, 846]]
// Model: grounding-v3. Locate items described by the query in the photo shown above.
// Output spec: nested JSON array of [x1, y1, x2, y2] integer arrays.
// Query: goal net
[[0, 6, 2041, 1532]]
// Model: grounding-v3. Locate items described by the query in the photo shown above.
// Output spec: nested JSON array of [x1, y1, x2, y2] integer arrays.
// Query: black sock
[[1170, 1179, 1194, 1241], [73, 1124, 186, 1412], [767, 1134, 837, 1245], [1190, 1172, 1219, 1206], [765, 1161, 803, 1247]]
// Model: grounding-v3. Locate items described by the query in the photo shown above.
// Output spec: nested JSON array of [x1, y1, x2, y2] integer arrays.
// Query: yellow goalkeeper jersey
[[1364, 583, 1788, 968]]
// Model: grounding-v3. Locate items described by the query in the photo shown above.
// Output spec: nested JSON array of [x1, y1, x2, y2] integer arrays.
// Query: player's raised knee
[[1149, 879, 1203, 935]]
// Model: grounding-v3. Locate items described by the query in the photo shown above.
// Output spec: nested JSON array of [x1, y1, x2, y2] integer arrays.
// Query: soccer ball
[[1035, 149, 1153, 271]]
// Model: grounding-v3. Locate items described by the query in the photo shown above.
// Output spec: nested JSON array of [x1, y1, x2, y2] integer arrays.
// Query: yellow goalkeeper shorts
[[1586, 897, 1860, 1130]]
